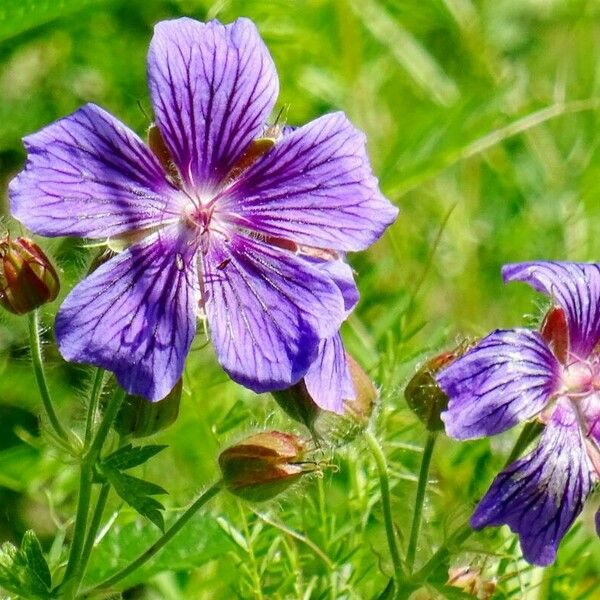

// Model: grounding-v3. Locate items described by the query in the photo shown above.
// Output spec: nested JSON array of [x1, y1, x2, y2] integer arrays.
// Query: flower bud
[[273, 354, 378, 446], [343, 354, 377, 426], [0, 236, 59, 315], [114, 378, 182, 438], [272, 383, 320, 431], [405, 343, 469, 432], [316, 354, 378, 446], [218, 431, 311, 502]]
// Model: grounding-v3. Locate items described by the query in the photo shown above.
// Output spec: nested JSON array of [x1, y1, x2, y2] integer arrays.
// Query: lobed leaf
[[0, 531, 53, 599], [103, 443, 167, 471], [104, 468, 167, 531]]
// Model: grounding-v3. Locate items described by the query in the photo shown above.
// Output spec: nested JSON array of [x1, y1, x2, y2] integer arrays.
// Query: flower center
[[188, 205, 214, 232], [561, 360, 598, 396]]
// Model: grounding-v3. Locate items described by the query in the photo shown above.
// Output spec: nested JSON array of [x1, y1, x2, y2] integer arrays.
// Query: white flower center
[[561, 361, 597, 395]]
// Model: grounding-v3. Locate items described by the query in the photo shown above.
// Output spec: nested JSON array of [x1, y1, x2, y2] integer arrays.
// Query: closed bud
[[272, 382, 320, 431], [114, 379, 182, 438], [343, 354, 377, 426], [273, 353, 378, 446], [405, 342, 470, 432], [218, 431, 312, 502], [316, 354, 378, 446], [0, 236, 59, 315]]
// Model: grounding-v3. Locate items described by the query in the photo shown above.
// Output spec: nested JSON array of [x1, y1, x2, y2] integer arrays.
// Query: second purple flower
[[437, 262, 600, 566], [9, 17, 397, 401]]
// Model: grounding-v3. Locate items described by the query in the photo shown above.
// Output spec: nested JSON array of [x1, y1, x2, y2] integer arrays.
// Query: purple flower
[[9, 17, 397, 402], [436, 262, 600, 566]]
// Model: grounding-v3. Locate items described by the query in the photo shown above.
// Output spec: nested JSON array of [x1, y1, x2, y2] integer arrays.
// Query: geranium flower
[[436, 262, 600, 565], [9, 17, 397, 402]]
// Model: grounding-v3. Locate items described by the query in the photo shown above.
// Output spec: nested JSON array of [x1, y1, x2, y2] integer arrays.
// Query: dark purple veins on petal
[[202, 233, 346, 393], [471, 400, 594, 566], [9, 103, 179, 239], [437, 329, 560, 440], [503, 261, 600, 359], [147, 17, 279, 191], [55, 226, 199, 401], [218, 112, 399, 252]]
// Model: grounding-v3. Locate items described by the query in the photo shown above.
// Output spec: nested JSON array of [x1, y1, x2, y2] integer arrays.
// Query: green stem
[[406, 432, 437, 572], [61, 388, 125, 597], [27, 310, 70, 444], [85, 369, 105, 446], [61, 464, 94, 595], [363, 429, 406, 597], [86, 480, 223, 593], [412, 420, 544, 584], [73, 483, 110, 592]]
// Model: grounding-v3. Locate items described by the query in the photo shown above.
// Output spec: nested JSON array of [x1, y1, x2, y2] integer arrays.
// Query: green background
[[0, 0, 599, 598]]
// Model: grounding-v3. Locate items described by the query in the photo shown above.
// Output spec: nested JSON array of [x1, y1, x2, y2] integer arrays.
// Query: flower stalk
[[410, 419, 544, 584], [60, 387, 125, 598], [405, 432, 437, 572], [363, 428, 407, 597], [28, 309, 71, 445], [85, 481, 223, 594], [84, 369, 105, 446]]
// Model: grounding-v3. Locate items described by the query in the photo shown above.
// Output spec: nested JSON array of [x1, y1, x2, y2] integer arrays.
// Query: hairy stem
[[406, 432, 437, 572], [28, 310, 70, 444], [61, 387, 125, 598], [86, 480, 223, 594], [84, 369, 105, 446], [75, 483, 110, 590], [412, 419, 544, 583], [364, 428, 406, 597]]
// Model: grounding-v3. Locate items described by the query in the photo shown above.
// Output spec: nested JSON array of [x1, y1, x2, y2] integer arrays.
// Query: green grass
[[1, 0, 599, 598]]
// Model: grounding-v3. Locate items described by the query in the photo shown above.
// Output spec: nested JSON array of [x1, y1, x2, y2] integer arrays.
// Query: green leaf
[[21, 531, 52, 591], [105, 468, 167, 531], [0, 0, 105, 43], [0, 531, 53, 599], [83, 510, 236, 589], [103, 444, 167, 471]]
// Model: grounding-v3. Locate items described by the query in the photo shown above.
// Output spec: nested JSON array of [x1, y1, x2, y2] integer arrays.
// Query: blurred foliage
[[1, 0, 600, 598]]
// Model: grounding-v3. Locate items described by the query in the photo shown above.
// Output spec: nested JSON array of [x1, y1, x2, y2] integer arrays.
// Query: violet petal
[[9, 104, 179, 238], [305, 333, 355, 414], [306, 256, 359, 315], [503, 261, 600, 359], [438, 329, 560, 439], [56, 226, 199, 401], [219, 112, 398, 252], [471, 399, 594, 566], [202, 234, 345, 393], [147, 17, 278, 191]]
